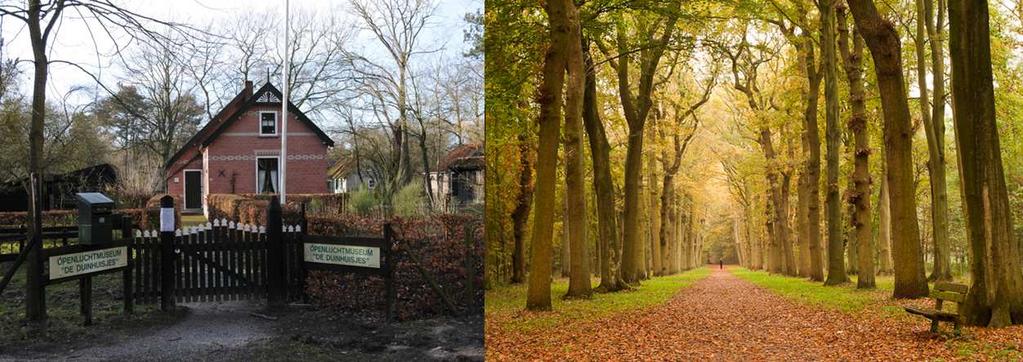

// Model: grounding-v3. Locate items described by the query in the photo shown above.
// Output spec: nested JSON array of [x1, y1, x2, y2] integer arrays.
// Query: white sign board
[[49, 246, 128, 280], [304, 243, 380, 269], [160, 208, 175, 232]]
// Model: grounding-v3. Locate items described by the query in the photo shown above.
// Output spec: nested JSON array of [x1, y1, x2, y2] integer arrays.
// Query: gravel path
[[31, 301, 273, 361], [488, 267, 961, 361]]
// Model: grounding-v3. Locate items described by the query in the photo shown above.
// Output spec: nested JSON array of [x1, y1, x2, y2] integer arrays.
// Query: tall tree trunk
[[920, 0, 953, 282], [525, 0, 570, 310], [781, 169, 796, 276], [582, 40, 625, 292], [846, 0, 929, 298], [948, 1, 1023, 327], [878, 173, 894, 274], [822, 0, 848, 286], [563, 5, 590, 298], [510, 135, 533, 284], [660, 172, 675, 276], [648, 154, 662, 276], [802, 36, 826, 282], [797, 158, 812, 277], [25, 0, 52, 321], [611, 9, 680, 284], [838, 6, 875, 288], [760, 127, 784, 274]]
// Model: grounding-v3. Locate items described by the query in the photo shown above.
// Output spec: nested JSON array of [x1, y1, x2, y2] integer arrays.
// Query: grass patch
[[729, 267, 895, 314], [486, 267, 710, 332], [180, 214, 208, 227]]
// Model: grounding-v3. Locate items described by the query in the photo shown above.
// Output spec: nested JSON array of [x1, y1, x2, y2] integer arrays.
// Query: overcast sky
[[0, 0, 480, 106]]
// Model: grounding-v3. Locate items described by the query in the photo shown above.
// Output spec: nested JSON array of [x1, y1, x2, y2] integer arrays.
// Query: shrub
[[0, 210, 76, 227], [304, 213, 483, 320], [392, 179, 425, 217], [347, 187, 377, 216]]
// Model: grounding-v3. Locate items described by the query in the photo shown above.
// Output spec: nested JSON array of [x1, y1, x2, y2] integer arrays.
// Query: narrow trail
[[488, 267, 962, 361]]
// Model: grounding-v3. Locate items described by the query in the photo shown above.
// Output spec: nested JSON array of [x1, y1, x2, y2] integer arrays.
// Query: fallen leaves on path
[[486, 268, 1023, 361]]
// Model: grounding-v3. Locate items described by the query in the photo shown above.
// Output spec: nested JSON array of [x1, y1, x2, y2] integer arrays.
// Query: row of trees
[[487, 0, 1023, 327], [487, 0, 720, 308], [721, 0, 1023, 327]]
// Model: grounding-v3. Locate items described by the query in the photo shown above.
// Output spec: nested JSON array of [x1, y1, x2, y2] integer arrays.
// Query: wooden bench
[[904, 282, 968, 335]]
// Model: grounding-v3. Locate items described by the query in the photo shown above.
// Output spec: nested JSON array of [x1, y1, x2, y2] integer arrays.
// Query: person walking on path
[[719, 260, 723, 270]]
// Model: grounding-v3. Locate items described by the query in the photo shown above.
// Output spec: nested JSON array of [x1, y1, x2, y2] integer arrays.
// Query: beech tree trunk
[[510, 135, 533, 284], [610, 10, 680, 284], [846, 0, 929, 298], [802, 35, 826, 282], [648, 154, 662, 277], [525, 0, 569, 310], [582, 40, 626, 292], [822, 0, 848, 285], [947, 0, 1023, 327], [563, 3, 590, 298], [878, 173, 894, 274], [838, 7, 875, 288], [918, 0, 953, 282]]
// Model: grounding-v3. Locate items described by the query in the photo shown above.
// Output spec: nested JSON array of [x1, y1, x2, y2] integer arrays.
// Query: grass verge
[[485, 267, 710, 332], [728, 267, 896, 314]]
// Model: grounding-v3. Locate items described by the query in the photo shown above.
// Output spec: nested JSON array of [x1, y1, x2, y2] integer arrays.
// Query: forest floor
[[485, 266, 1023, 360]]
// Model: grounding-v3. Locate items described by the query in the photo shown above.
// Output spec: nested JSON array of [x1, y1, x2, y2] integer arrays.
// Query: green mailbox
[[76, 192, 114, 244]]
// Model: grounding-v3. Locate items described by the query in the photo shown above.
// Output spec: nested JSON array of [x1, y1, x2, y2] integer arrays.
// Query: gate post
[[159, 196, 176, 311], [267, 196, 285, 307], [383, 223, 396, 322], [121, 217, 133, 315]]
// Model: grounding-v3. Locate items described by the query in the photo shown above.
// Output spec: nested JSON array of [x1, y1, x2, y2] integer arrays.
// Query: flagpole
[[280, 0, 289, 204]]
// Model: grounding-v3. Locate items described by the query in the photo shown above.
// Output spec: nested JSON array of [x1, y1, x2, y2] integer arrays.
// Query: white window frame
[[258, 111, 278, 136], [255, 156, 280, 194]]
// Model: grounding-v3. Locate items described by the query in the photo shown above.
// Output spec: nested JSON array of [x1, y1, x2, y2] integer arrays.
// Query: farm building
[[0, 163, 118, 212], [327, 158, 377, 194], [164, 81, 335, 214], [428, 143, 484, 211]]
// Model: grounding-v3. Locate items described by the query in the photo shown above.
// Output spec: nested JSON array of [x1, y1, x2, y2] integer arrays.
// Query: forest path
[[488, 267, 960, 360]]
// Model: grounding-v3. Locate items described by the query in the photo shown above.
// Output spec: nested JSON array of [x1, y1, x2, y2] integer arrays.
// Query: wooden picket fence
[[129, 219, 305, 304]]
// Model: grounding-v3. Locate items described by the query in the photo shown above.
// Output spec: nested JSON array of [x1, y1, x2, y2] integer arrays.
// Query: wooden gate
[[128, 198, 306, 305]]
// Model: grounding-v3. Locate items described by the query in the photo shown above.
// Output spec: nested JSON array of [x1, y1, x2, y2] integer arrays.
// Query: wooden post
[[299, 203, 309, 303], [383, 223, 396, 322], [266, 196, 284, 307], [159, 196, 175, 312], [463, 223, 476, 314], [121, 218, 133, 315], [80, 276, 92, 325], [26, 172, 46, 321]]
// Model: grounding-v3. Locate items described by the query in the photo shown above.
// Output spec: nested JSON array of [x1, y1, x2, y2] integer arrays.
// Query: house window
[[257, 157, 279, 193], [260, 112, 277, 136]]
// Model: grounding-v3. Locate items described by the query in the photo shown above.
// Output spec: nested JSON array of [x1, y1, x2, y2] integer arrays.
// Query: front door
[[184, 170, 202, 210]]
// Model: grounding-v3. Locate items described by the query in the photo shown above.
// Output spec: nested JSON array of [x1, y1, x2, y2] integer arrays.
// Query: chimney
[[243, 80, 253, 98]]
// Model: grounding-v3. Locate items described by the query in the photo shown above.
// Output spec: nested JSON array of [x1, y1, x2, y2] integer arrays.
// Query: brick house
[[164, 81, 335, 213]]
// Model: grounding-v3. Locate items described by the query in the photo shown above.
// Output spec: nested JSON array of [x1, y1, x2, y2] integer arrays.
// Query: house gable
[[163, 82, 334, 178], [200, 83, 334, 148]]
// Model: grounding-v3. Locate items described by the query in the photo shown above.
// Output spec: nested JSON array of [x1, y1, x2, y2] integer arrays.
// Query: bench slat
[[930, 290, 966, 303], [905, 307, 958, 321], [934, 282, 968, 294]]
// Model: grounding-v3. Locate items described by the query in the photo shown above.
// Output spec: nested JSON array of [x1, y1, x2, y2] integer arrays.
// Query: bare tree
[[350, 0, 439, 198]]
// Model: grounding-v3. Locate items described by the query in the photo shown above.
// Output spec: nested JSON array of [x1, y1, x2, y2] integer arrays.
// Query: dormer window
[[260, 111, 277, 136]]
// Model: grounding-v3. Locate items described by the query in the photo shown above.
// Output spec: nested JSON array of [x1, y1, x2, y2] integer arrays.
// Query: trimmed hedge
[[304, 213, 483, 320], [206, 194, 306, 225]]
